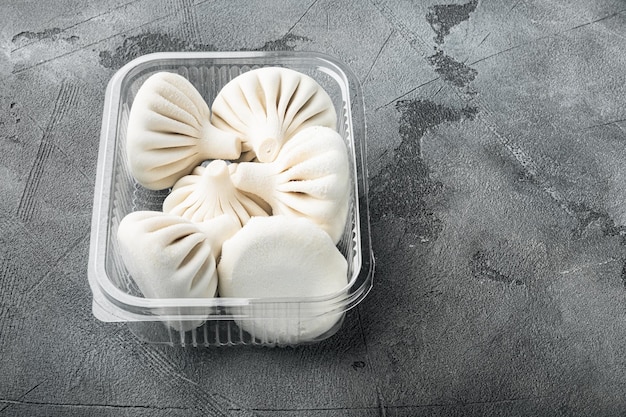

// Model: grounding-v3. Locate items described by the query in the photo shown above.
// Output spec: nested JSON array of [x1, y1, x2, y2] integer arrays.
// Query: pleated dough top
[[162, 160, 270, 225], [126, 72, 242, 190], [230, 126, 350, 243], [211, 67, 337, 163]]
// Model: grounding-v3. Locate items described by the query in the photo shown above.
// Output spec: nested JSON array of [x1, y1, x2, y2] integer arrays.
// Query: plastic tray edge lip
[[88, 74, 121, 320], [110, 50, 356, 68], [342, 61, 375, 307], [89, 51, 374, 320]]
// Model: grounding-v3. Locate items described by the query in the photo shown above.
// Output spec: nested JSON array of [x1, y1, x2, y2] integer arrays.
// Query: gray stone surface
[[1, 0, 626, 415]]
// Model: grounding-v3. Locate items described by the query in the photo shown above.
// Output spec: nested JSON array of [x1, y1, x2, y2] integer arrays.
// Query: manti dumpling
[[117, 211, 240, 300], [162, 160, 270, 225], [229, 126, 350, 243], [126, 72, 242, 190], [218, 216, 348, 344], [211, 67, 337, 163]]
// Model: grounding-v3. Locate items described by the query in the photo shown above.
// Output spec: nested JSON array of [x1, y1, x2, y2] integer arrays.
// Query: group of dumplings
[[117, 67, 351, 341]]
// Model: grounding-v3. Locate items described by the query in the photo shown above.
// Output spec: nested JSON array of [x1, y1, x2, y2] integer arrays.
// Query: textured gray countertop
[[2, 1, 626, 416]]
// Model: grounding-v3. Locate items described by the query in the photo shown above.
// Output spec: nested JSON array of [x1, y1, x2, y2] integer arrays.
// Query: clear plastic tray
[[88, 51, 374, 346]]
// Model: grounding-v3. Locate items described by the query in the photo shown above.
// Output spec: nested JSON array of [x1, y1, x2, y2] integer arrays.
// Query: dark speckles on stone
[[250, 33, 310, 51], [395, 99, 478, 150], [370, 99, 477, 241], [98, 33, 217, 69], [567, 201, 626, 242], [472, 251, 523, 285], [12, 28, 62, 43], [426, 0, 479, 44], [12, 28, 79, 45], [428, 50, 478, 88], [99, 32, 309, 69]]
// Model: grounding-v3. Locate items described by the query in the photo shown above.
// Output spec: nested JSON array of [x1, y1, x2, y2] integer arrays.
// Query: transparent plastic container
[[88, 51, 374, 347]]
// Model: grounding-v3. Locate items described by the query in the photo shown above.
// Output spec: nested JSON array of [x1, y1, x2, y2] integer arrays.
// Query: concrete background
[[2, 0, 626, 415]]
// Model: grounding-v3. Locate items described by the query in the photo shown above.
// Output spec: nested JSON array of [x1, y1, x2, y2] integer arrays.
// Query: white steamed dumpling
[[162, 159, 270, 225], [117, 211, 240, 300], [229, 126, 350, 243], [211, 67, 337, 163], [217, 216, 348, 344], [126, 72, 242, 190]]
